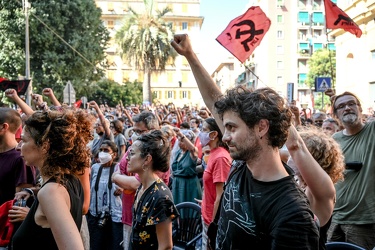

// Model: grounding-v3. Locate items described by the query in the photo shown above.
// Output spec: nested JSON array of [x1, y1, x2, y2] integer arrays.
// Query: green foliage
[[88, 79, 143, 107], [0, 0, 110, 100], [306, 49, 336, 89], [115, 0, 177, 103]]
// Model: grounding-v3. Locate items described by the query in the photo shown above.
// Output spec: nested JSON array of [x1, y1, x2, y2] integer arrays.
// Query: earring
[[142, 164, 148, 171]]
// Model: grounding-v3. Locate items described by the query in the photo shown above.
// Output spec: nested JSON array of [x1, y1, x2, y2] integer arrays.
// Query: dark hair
[[111, 119, 123, 134], [24, 110, 94, 184], [100, 140, 119, 162], [204, 117, 228, 150], [332, 91, 361, 117], [323, 118, 339, 127], [132, 111, 159, 130], [0, 107, 22, 133], [180, 122, 190, 129], [190, 117, 200, 126], [214, 86, 292, 148], [136, 130, 170, 173]]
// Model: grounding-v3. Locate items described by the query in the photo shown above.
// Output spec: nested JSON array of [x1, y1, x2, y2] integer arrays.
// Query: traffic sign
[[63, 81, 76, 105], [315, 77, 331, 92], [287, 82, 294, 103]]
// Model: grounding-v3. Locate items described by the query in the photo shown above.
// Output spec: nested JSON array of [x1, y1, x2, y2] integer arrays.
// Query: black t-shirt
[[12, 174, 83, 250], [216, 161, 319, 250]]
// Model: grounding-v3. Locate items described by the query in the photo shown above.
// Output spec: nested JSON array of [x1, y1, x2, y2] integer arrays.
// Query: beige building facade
[[330, 0, 375, 114], [95, 0, 205, 107]]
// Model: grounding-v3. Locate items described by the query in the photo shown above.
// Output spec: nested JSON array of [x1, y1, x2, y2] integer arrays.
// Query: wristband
[[22, 188, 34, 197]]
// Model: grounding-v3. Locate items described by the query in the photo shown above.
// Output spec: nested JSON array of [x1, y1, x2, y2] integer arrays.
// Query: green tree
[[0, 0, 109, 99], [306, 49, 336, 89], [306, 49, 336, 111], [115, 0, 177, 104], [89, 79, 143, 107]]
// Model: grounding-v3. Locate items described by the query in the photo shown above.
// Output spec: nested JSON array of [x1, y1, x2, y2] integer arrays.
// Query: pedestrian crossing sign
[[315, 77, 331, 92]]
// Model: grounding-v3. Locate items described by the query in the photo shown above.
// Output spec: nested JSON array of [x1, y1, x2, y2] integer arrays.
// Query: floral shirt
[[130, 178, 179, 250]]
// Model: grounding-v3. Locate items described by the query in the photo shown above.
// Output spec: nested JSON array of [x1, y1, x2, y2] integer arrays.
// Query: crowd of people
[[0, 33, 375, 250]]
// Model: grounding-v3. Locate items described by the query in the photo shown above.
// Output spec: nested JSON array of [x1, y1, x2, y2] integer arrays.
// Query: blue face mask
[[198, 131, 213, 147]]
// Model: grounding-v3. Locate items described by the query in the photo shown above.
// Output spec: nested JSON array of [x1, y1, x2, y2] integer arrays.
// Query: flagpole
[[24, 0, 32, 106]]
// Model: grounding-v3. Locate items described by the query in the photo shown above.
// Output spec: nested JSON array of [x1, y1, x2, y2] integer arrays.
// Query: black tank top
[[11, 174, 83, 250]]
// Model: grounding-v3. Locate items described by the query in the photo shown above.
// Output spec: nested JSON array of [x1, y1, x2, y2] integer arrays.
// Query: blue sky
[[199, 0, 250, 69]]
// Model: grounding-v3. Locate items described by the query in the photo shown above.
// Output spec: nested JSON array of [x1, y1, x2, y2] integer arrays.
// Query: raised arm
[[285, 125, 335, 226], [89, 100, 111, 137], [5, 88, 35, 116], [42, 88, 61, 107], [171, 34, 224, 133]]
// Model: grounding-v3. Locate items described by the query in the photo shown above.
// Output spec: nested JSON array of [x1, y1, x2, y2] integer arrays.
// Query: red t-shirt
[[201, 147, 231, 225]]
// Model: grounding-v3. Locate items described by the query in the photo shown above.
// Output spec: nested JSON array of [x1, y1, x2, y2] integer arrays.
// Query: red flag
[[74, 99, 82, 108], [323, 0, 362, 38], [216, 6, 271, 63], [0, 78, 31, 95]]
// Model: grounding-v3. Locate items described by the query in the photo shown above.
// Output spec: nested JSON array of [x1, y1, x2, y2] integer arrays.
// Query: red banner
[[216, 6, 271, 63], [324, 0, 362, 38]]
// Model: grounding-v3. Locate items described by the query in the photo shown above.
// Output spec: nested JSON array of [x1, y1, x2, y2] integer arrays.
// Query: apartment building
[[231, 0, 336, 109], [331, 0, 375, 114], [95, 0, 205, 107]]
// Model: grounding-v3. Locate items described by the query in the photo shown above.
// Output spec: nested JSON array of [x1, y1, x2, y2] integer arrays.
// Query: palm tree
[[115, 0, 176, 104]]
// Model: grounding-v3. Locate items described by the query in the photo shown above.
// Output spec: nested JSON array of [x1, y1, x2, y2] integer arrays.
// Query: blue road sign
[[315, 77, 331, 92]]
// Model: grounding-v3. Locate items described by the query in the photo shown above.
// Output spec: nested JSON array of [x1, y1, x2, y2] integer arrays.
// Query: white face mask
[[98, 151, 112, 164]]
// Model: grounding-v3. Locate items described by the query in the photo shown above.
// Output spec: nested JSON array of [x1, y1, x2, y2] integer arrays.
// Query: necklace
[[135, 178, 159, 209]]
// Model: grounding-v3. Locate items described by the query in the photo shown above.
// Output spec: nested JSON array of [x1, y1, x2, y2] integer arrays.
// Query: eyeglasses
[[335, 101, 358, 111], [133, 129, 149, 136], [99, 148, 111, 153]]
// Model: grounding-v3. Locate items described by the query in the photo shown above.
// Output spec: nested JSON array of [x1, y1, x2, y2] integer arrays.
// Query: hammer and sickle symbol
[[231, 20, 264, 52], [333, 14, 353, 26]]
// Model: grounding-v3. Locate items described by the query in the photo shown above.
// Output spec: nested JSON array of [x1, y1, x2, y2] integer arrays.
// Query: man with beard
[[328, 92, 375, 249], [171, 34, 319, 249]]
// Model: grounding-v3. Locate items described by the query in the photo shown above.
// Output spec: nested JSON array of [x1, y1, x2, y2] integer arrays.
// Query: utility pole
[[24, 0, 32, 105]]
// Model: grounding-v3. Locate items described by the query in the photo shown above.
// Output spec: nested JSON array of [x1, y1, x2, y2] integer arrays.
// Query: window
[[313, 43, 323, 52], [328, 43, 336, 51], [182, 91, 188, 99], [167, 72, 173, 83], [277, 45, 284, 54], [108, 70, 114, 80], [277, 61, 283, 69], [167, 91, 174, 99], [107, 20, 114, 29], [277, 76, 283, 86], [108, 2, 114, 11], [182, 4, 188, 13], [298, 11, 310, 24], [277, 0, 285, 8], [153, 91, 158, 99], [371, 50, 375, 61], [182, 22, 188, 30], [182, 71, 188, 83], [312, 12, 324, 25], [277, 30, 283, 39], [299, 42, 309, 50], [277, 15, 283, 23], [298, 73, 307, 84]]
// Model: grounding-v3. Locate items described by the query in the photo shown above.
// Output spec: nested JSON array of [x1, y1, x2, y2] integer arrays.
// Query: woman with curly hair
[[286, 126, 345, 250], [12, 109, 94, 250]]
